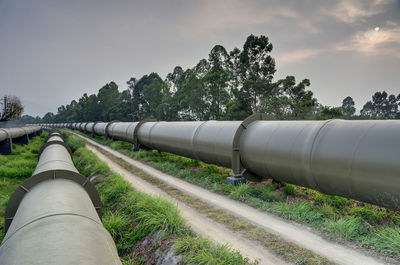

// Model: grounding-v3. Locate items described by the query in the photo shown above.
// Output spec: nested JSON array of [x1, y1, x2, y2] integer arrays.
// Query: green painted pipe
[[0, 132, 122, 265], [46, 118, 400, 211]]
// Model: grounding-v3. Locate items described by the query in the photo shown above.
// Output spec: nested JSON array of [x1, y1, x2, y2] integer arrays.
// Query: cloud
[[176, 0, 319, 40], [327, 0, 394, 23], [276, 48, 325, 64], [337, 26, 400, 58]]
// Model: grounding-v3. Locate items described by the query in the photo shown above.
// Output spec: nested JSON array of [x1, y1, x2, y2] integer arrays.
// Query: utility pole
[[0, 97, 6, 127], [3, 96, 7, 116]]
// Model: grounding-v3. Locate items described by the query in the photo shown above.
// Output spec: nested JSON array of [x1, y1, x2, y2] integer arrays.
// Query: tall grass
[[324, 217, 369, 241], [175, 236, 250, 265], [72, 144, 255, 264], [364, 226, 400, 256], [0, 132, 47, 178]]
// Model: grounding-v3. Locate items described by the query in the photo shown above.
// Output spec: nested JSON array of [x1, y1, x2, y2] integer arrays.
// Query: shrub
[[311, 193, 349, 209], [348, 206, 387, 225], [364, 225, 400, 257], [175, 235, 251, 265], [230, 184, 252, 201], [324, 217, 369, 241], [65, 134, 85, 152]]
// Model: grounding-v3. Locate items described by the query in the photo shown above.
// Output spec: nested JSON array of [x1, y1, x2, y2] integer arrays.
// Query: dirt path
[[87, 144, 287, 265], [78, 134, 388, 265]]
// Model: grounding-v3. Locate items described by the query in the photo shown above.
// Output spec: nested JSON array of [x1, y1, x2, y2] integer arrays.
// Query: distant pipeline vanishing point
[[41, 114, 400, 211]]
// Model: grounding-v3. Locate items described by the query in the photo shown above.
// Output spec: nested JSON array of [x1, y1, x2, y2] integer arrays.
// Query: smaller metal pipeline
[[3, 127, 26, 139], [0, 129, 8, 142], [0, 126, 42, 155], [0, 131, 122, 265]]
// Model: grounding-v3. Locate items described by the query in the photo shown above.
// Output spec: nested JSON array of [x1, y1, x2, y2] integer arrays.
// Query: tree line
[[20, 35, 400, 124]]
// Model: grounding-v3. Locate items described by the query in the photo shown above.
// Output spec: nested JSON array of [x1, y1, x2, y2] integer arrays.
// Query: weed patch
[[175, 236, 250, 265]]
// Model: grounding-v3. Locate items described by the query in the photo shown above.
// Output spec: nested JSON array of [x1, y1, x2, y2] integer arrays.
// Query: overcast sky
[[1, 0, 399, 117]]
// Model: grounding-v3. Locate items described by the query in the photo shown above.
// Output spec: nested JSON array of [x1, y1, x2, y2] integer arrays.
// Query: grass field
[[0, 131, 48, 242], [75, 131, 400, 260], [66, 133, 255, 264]]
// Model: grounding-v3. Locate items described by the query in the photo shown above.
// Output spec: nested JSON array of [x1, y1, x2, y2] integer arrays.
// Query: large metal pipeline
[[85, 122, 95, 133], [44, 116, 400, 211], [94, 122, 109, 136], [137, 121, 241, 167], [0, 126, 42, 155], [107, 122, 139, 142], [0, 131, 122, 265]]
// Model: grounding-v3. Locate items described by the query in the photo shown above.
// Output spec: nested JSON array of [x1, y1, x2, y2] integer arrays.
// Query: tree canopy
[[25, 34, 398, 124], [360, 91, 400, 119], [342, 96, 356, 118], [0, 95, 24, 122]]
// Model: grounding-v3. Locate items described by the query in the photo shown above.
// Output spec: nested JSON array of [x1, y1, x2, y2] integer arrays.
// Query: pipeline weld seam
[[288, 124, 309, 185], [34, 159, 76, 172], [308, 119, 335, 192], [191, 121, 209, 161], [263, 123, 280, 179], [214, 125, 225, 167], [147, 122, 158, 149], [348, 122, 377, 199]]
